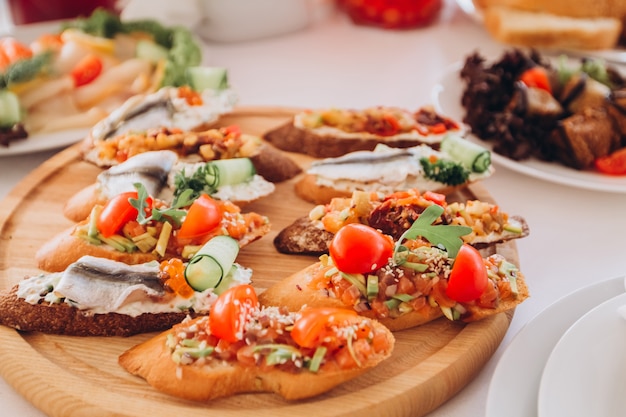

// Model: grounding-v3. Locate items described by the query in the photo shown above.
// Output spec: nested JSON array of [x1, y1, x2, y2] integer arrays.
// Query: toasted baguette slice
[[263, 106, 464, 158], [476, 0, 626, 19], [293, 143, 494, 205], [275, 189, 529, 255], [483, 6, 622, 50], [37, 199, 270, 272], [63, 151, 276, 222], [82, 125, 302, 183], [119, 309, 394, 401], [259, 249, 529, 332]]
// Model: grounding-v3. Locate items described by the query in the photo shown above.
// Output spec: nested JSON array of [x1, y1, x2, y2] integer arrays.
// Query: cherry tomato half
[[177, 194, 223, 240], [594, 147, 626, 176], [96, 191, 152, 238], [329, 223, 394, 274], [209, 284, 259, 343], [291, 307, 358, 349], [71, 54, 103, 87], [519, 67, 552, 94], [445, 244, 488, 302]]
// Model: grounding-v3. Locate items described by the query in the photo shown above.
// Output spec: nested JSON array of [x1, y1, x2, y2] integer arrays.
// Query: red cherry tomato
[[594, 147, 626, 175], [96, 191, 152, 238], [519, 67, 552, 94], [0, 38, 33, 65], [445, 244, 489, 302], [329, 223, 394, 274], [291, 307, 358, 348], [209, 284, 259, 343], [177, 194, 223, 240], [71, 54, 103, 87]]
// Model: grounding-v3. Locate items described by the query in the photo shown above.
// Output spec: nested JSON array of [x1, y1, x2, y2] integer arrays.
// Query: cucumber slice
[[440, 133, 491, 173], [186, 66, 229, 91], [209, 158, 256, 187], [136, 40, 169, 63], [0, 90, 22, 128], [184, 235, 239, 291]]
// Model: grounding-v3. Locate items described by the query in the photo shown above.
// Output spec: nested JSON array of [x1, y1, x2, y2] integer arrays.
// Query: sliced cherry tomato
[[329, 223, 394, 274], [594, 147, 626, 176], [422, 190, 446, 206], [71, 54, 103, 87], [0, 49, 10, 71], [519, 67, 552, 94], [96, 191, 152, 238], [209, 284, 259, 343], [0, 38, 32, 65], [177, 194, 223, 240], [445, 244, 488, 303], [377, 113, 400, 136], [291, 307, 358, 349]]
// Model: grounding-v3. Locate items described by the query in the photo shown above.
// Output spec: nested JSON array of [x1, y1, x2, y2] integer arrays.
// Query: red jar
[[338, 0, 443, 29]]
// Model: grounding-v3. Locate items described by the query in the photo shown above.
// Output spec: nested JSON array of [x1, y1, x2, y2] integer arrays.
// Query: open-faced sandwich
[[0, 236, 251, 336], [260, 205, 529, 332], [262, 105, 464, 158], [64, 150, 276, 222], [36, 183, 270, 272], [295, 134, 493, 205], [119, 284, 394, 401], [274, 188, 529, 255], [81, 124, 302, 182]]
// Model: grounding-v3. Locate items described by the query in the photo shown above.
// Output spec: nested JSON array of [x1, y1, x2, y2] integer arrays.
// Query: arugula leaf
[[173, 163, 219, 200], [130, 183, 196, 227], [394, 204, 472, 259]]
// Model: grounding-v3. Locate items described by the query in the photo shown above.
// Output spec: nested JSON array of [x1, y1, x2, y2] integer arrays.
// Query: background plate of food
[[432, 49, 626, 193], [0, 9, 232, 156]]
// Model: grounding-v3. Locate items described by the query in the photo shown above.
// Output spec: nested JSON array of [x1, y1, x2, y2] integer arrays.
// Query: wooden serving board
[[0, 107, 518, 417]]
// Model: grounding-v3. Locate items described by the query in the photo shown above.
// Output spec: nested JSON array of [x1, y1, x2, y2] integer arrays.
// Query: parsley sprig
[[130, 183, 196, 227], [394, 204, 472, 259]]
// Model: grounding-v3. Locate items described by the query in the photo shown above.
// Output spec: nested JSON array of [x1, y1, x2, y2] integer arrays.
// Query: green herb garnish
[[394, 204, 471, 259], [174, 164, 220, 201], [130, 183, 196, 227]]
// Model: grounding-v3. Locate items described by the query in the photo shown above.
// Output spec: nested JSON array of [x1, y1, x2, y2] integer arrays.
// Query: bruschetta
[[0, 236, 252, 336], [82, 124, 302, 183], [36, 184, 270, 272], [63, 150, 276, 222], [294, 135, 494, 205], [274, 188, 529, 255], [261, 205, 529, 331], [263, 105, 464, 158], [119, 284, 395, 401]]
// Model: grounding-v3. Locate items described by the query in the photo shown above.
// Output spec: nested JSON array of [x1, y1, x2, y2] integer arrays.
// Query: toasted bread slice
[[483, 6, 622, 50], [119, 310, 394, 401]]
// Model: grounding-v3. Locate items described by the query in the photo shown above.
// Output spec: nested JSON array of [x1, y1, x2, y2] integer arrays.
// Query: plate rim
[[484, 275, 626, 417], [537, 290, 626, 417]]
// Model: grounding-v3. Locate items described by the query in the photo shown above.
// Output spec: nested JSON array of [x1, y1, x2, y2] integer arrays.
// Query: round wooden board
[[0, 107, 517, 417]]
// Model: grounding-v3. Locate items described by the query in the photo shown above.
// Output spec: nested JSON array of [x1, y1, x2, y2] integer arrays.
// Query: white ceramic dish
[[537, 291, 626, 417], [0, 128, 88, 157], [485, 275, 626, 417], [431, 63, 626, 193]]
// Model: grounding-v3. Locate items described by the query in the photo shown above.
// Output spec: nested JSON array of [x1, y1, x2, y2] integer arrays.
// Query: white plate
[[431, 63, 626, 193], [537, 291, 626, 417], [0, 127, 88, 156], [485, 275, 626, 417]]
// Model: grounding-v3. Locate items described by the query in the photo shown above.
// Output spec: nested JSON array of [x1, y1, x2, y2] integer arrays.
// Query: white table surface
[[1, 1, 626, 416]]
